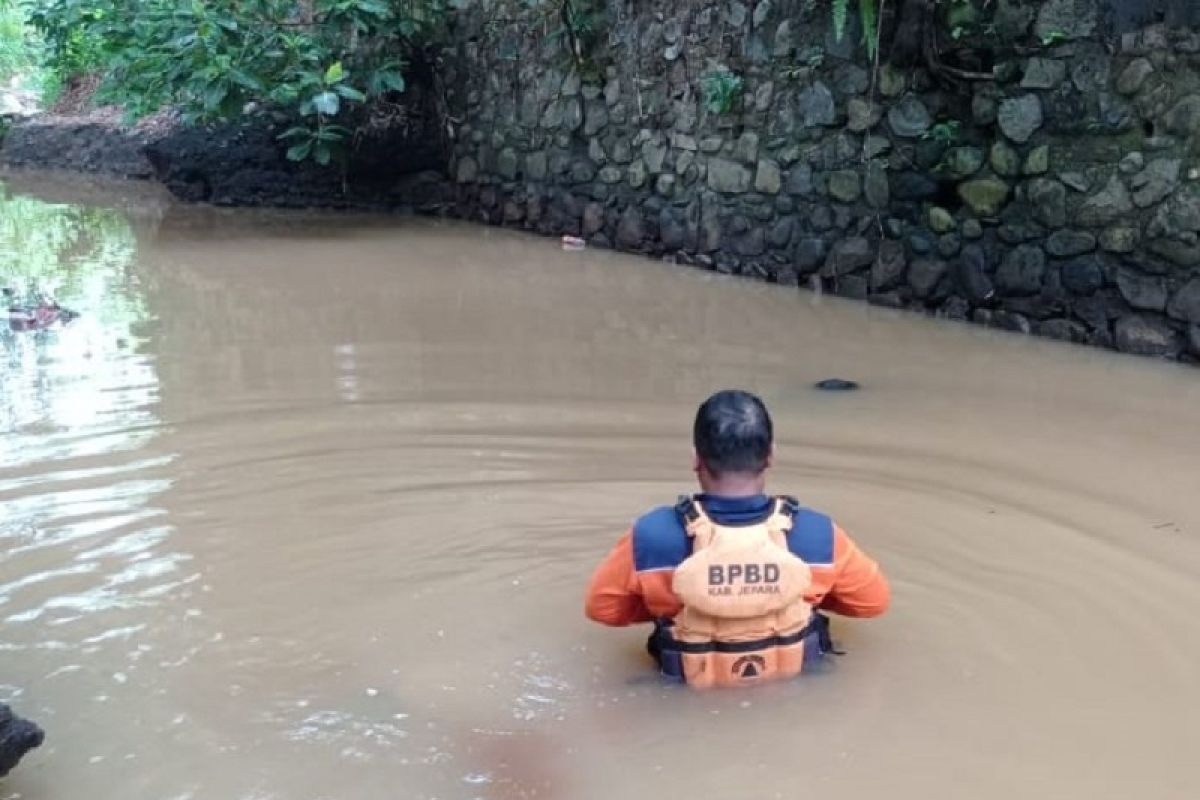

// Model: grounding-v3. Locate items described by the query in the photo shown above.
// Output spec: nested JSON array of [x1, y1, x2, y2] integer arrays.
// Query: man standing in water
[[585, 389, 890, 688]]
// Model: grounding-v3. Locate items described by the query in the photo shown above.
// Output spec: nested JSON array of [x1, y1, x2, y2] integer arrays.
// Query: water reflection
[[1, 187, 154, 454], [0, 184, 183, 758]]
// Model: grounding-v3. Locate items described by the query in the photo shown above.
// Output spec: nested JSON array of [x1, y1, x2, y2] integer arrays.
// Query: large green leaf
[[202, 82, 227, 110], [859, 0, 878, 60], [278, 126, 314, 141], [355, 0, 390, 17], [312, 90, 339, 116], [832, 0, 848, 41], [378, 69, 405, 92], [286, 140, 313, 161]]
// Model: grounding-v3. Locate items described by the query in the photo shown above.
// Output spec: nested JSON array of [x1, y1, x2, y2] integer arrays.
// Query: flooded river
[[2, 175, 1199, 800]]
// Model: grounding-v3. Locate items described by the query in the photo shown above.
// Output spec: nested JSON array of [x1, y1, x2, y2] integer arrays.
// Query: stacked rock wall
[[443, 0, 1200, 361]]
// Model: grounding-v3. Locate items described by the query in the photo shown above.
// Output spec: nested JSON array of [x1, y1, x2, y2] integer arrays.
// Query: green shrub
[[831, 0, 882, 60], [701, 67, 743, 116], [28, 0, 448, 164]]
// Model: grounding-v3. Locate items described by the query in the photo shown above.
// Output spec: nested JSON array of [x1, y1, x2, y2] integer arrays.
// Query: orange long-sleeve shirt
[[585, 495, 890, 626]]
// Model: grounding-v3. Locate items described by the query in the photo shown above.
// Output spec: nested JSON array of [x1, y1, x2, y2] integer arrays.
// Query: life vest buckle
[[674, 495, 701, 524]]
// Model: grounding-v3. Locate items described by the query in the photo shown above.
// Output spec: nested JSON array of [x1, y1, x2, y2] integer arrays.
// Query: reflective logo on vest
[[707, 563, 783, 597], [732, 654, 766, 680]]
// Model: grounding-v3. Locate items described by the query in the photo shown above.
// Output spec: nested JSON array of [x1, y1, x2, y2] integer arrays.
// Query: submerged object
[[814, 378, 860, 391], [4, 287, 79, 332], [0, 703, 44, 777]]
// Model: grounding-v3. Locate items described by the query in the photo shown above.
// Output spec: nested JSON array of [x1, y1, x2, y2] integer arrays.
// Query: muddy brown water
[[2, 175, 1199, 800]]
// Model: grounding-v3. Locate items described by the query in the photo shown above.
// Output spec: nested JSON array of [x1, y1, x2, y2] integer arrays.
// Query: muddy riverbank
[[1, 109, 450, 211]]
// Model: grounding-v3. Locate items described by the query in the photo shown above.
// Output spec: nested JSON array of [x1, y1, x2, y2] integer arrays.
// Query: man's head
[[692, 390, 774, 491]]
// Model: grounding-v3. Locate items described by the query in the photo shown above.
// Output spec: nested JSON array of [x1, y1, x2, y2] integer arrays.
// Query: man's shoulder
[[627, 497, 838, 570], [785, 504, 836, 567], [630, 504, 689, 572]]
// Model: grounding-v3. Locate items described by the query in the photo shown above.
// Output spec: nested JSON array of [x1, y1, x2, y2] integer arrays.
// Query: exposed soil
[[1, 79, 451, 212]]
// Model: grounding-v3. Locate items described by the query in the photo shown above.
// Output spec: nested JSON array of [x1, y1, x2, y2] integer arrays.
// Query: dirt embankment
[[0, 80, 452, 211]]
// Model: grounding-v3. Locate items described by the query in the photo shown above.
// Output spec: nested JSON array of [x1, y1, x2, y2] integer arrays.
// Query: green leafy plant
[[936, 0, 992, 43], [277, 61, 364, 165], [857, 0, 878, 59], [0, 0, 33, 80], [560, 0, 605, 56], [701, 67, 743, 116], [781, 47, 826, 83], [1040, 29, 1068, 46], [25, 0, 110, 101], [831, 0, 883, 60], [0, 0, 61, 105], [922, 119, 961, 145], [832, 0, 851, 42], [538, 0, 609, 81], [28, 0, 446, 164]]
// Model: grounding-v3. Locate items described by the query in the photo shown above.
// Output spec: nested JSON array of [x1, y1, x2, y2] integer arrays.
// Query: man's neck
[[699, 474, 766, 498]]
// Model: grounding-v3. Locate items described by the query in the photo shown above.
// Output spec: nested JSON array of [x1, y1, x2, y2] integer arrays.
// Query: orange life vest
[[663, 496, 818, 689]]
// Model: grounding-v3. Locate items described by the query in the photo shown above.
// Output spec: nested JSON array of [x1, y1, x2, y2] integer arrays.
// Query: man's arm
[[819, 525, 891, 618], [584, 532, 654, 626]]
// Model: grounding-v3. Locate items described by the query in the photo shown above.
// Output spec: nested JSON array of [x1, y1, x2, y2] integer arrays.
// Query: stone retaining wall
[[443, 0, 1200, 362]]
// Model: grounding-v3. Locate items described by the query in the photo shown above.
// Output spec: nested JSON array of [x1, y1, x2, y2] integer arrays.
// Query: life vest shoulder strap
[[674, 495, 715, 547], [674, 494, 800, 545], [768, 495, 799, 534], [674, 494, 702, 525]]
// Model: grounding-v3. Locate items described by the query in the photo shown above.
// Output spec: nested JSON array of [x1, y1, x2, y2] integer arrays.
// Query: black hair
[[692, 389, 773, 476]]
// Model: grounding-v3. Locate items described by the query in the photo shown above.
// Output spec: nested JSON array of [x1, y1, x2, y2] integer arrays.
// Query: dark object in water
[[0, 703, 44, 778], [815, 378, 860, 391], [4, 288, 80, 332]]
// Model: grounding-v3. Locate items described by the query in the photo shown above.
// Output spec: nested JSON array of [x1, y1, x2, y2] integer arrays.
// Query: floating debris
[[0, 702, 44, 778], [814, 378, 860, 391], [4, 287, 80, 332]]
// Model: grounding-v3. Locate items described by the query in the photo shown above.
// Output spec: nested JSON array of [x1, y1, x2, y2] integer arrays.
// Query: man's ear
[[692, 447, 701, 474], [765, 444, 775, 469]]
